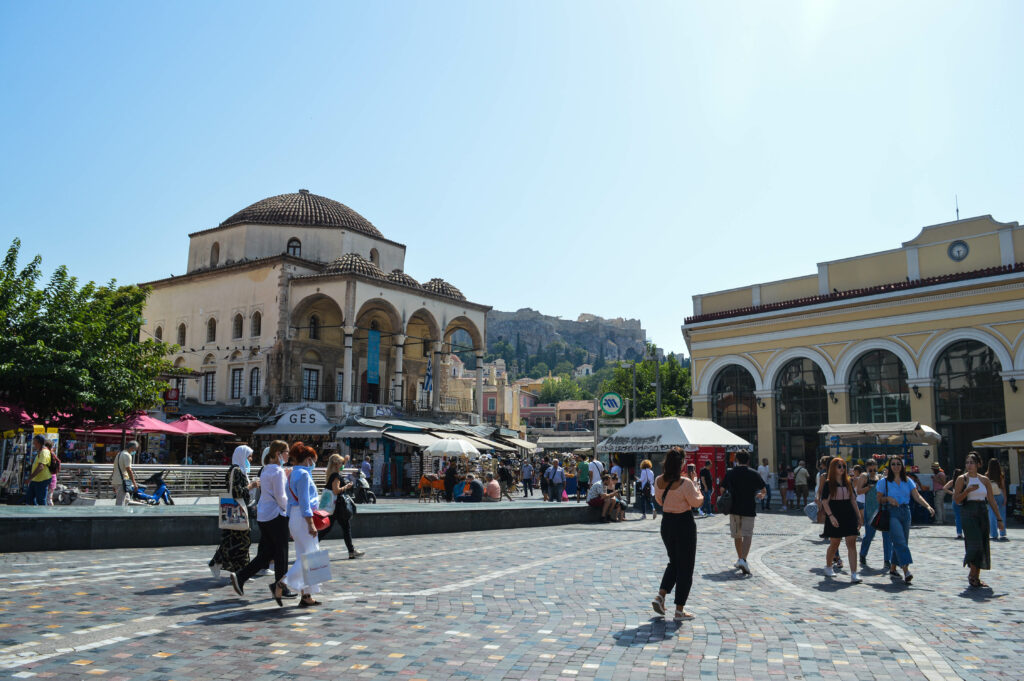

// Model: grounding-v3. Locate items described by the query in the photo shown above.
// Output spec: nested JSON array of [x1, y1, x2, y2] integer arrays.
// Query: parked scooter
[[132, 471, 175, 505], [352, 469, 376, 504]]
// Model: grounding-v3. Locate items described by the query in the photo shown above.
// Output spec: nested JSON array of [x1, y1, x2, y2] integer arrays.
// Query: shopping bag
[[219, 497, 249, 530], [319, 489, 336, 514], [300, 549, 332, 586], [803, 501, 819, 522]]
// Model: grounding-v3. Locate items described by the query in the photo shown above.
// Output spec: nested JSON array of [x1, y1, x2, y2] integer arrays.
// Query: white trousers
[[283, 507, 322, 595]]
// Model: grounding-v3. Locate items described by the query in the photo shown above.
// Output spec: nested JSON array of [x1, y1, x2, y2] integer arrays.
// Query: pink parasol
[[91, 413, 182, 436], [166, 414, 235, 463]]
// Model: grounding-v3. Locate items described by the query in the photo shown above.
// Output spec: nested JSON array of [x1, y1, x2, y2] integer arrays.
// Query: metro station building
[[683, 215, 1024, 481]]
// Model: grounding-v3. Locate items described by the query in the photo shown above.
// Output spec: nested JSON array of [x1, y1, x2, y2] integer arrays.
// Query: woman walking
[[638, 459, 656, 519], [856, 459, 891, 569], [877, 455, 934, 584], [318, 454, 364, 559], [231, 441, 290, 598], [210, 446, 259, 578], [954, 452, 1005, 588], [820, 457, 864, 583], [651, 447, 704, 621], [278, 443, 323, 607], [986, 459, 1008, 541]]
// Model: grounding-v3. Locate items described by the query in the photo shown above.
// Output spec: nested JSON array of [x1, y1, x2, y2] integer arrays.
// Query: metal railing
[[274, 385, 477, 416]]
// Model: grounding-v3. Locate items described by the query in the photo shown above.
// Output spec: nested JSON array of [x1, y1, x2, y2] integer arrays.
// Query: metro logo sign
[[599, 392, 624, 416]]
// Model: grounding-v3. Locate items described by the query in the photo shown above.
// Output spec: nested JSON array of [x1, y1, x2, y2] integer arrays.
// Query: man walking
[[721, 451, 766, 575], [699, 461, 715, 517], [111, 441, 139, 506], [931, 461, 947, 525], [794, 459, 810, 508], [545, 458, 566, 502], [521, 460, 534, 498], [757, 457, 772, 511]]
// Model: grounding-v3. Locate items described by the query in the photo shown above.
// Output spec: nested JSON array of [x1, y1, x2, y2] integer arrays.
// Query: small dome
[[386, 269, 420, 288], [220, 190, 383, 238], [422, 277, 466, 301], [325, 253, 387, 280]]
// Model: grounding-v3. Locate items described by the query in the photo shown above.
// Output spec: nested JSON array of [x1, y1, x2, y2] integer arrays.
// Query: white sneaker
[[850, 572, 862, 584], [823, 566, 834, 578], [737, 559, 751, 575], [733, 559, 742, 569], [209, 564, 221, 579]]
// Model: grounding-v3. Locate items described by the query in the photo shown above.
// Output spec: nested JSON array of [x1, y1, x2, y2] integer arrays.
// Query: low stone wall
[[1, 503, 598, 553]]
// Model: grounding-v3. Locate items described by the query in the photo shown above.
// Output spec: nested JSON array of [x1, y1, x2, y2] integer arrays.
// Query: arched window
[[177, 323, 187, 346], [154, 326, 163, 342], [710, 364, 758, 448], [287, 238, 301, 257], [775, 358, 828, 467], [251, 311, 262, 337], [308, 315, 320, 340], [249, 367, 261, 396], [232, 314, 243, 339], [369, 248, 379, 265], [207, 317, 217, 343], [848, 349, 909, 423], [934, 340, 1005, 472], [210, 242, 220, 267]]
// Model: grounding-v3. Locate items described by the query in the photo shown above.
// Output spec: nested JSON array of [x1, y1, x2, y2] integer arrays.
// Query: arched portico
[[353, 299, 402, 405], [917, 328, 1013, 380], [835, 338, 919, 384], [400, 309, 441, 409], [696, 354, 765, 395], [763, 347, 835, 388]]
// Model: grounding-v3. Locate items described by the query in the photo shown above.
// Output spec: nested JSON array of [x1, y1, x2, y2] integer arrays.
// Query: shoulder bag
[[716, 474, 733, 515], [871, 479, 891, 531], [289, 473, 331, 531], [219, 468, 250, 530]]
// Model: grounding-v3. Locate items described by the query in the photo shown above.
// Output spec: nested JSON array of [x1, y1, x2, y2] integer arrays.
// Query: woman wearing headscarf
[[278, 443, 323, 607], [231, 441, 290, 598], [209, 445, 260, 579]]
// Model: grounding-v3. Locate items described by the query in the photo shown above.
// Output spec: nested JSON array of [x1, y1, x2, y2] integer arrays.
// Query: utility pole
[[655, 356, 662, 417], [631, 362, 637, 421]]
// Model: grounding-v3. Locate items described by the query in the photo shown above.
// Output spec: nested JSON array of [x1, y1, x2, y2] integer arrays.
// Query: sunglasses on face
[[891, 462, 902, 466]]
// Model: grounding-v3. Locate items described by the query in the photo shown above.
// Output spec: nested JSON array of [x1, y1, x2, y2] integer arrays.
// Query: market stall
[[252, 407, 336, 462], [818, 422, 941, 468], [973, 428, 1024, 521]]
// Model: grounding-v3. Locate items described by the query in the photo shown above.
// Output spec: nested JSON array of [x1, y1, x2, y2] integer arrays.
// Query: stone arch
[[232, 314, 244, 339], [443, 316, 483, 353], [250, 311, 262, 337], [177, 323, 187, 346], [210, 242, 220, 267], [369, 248, 379, 266], [206, 317, 217, 343], [174, 357, 186, 368], [202, 353, 216, 365], [355, 298, 402, 335], [918, 328, 1012, 379], [835, 338, 919, 383], [405, 308, 441, 360], [289, 294, 344, 345], [354, 298, 402, 405], [696, 355, 765, 395], [764, 347, 836, 388], [154, 326, 163, 342]]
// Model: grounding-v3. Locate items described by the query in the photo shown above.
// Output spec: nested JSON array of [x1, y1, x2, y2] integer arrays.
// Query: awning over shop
[[501, 436, 537, 451], [384, 431, 442, 449], [597, 417, 751, 453], [818, 422, 941, 445], [253, 408, 333, 435], [537, 435, 596, 451], [973, 429, 1024, 449], [438, 433, 510, 452], [336, 426, 385, 439], [464, 435, 515, 453]]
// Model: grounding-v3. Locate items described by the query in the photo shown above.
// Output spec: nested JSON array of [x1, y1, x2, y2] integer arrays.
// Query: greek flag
[[424, 357, 433, 393]]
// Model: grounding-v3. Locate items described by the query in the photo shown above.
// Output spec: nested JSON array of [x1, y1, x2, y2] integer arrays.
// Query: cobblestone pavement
[[1, 512, 1020, 680]]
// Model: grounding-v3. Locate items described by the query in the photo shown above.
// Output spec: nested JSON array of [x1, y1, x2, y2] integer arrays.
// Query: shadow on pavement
[[613, 618, 681, 647], [193, 606, 306, 625], [136, 578, 228, 595], [957, 587, 1005, 601], [702, 569, 746, 582]]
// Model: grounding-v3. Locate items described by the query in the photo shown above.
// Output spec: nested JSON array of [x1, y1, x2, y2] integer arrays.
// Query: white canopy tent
[[973, 429, 1024, 449], [597, 417, 752, 453], [819, 422, 941, 445]]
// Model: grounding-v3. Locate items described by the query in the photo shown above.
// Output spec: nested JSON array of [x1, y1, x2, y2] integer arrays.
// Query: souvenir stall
[[818, 422, 941, 469], [0, 429, 29, 503], [253, 407, 335, 464], [973, 428, 1024, 521], [597, 417, 753, 509]]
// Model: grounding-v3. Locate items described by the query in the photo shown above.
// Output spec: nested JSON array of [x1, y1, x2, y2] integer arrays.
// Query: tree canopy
[[598, 345, 692, 419], [537, 377, 586, 404], [0, 239, 175, 427]]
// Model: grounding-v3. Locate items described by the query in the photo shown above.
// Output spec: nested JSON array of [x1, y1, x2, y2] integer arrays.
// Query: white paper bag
[[300, 549, 332, 586]]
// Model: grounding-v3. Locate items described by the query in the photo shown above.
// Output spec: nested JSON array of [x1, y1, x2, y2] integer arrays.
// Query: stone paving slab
[[0, 512, 1020, 680]]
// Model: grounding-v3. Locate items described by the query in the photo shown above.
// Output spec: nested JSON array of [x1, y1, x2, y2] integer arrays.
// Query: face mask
[[242, 458, 251, 475]]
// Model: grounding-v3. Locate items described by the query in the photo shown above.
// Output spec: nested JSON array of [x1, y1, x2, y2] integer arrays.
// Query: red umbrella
[[167, 414, 235, 463], [91, 413, 182, 436]]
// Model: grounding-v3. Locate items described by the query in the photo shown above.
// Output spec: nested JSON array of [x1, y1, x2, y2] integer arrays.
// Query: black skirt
[[823, 497, 859, 538]]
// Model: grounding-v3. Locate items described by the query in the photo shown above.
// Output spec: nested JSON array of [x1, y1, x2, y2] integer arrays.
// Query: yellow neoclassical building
[[683, 215, 1024, 482]]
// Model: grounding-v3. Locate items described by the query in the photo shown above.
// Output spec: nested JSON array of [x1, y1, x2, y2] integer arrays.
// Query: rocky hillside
[[486, 308, 649, 361]]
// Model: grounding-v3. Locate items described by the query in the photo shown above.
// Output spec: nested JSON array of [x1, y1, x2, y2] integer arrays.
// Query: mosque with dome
[[140, 189, 489, 426]]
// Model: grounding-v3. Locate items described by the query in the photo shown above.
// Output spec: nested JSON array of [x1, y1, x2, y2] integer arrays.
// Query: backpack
[[47, 451, 61, 475]]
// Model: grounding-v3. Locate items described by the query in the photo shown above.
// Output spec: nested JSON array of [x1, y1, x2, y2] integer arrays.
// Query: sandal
[[672, 607, 694, 621], [651, 594, 665, 616], [298, 595, 321, 608], [269, 582, 284, 607], [968, 577, 989, 589]]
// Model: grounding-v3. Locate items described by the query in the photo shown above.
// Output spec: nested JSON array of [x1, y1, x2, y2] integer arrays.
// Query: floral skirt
[[211, 529, 252, 573]]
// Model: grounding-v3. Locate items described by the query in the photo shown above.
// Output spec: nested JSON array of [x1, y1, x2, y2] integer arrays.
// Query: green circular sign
[[599, 392, 624, 416]]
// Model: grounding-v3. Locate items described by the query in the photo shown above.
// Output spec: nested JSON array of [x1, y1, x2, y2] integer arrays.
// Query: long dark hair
[[885, 455, 908, 482], [985, 456, 1004, 487], [662, 447, 684, 485]]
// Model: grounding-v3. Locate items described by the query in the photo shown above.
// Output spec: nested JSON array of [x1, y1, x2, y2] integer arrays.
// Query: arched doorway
[[934, 340, 1005, 472], [710, 364, 758, 450], [848, 349, 910, 423], [774, 358, 828, 468]]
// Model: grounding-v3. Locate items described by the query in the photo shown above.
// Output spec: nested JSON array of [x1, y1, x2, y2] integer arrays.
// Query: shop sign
[[282, 408, 323, 426]]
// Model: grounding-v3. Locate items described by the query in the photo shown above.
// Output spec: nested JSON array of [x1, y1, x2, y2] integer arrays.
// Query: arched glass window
[[177, 323, 186, 346], [934, 340, 1005, 472], [308, 315, 320, 340], [249, 367, 261, 396], [206, 318, 217, 343], [251, 311, 262, 337], [710, 365, 758, 448], [232, 314, 243, 339], [287, 238, 301, 257], [775, 358, 828, 467], [369, 248, 379, 265], [154, 326, 163, 342], [210, 242, 220, 267], [848, 350, 909, 423]]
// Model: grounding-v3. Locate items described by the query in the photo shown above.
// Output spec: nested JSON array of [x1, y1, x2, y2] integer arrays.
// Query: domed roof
[[422, 278, 466, 301], [220, 189, 383, 238], [325, 253, 387, 279], [386, 269, 420, 288]]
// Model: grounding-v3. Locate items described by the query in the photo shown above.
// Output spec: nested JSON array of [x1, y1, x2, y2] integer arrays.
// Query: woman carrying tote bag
[[209, 446, 259, 579]]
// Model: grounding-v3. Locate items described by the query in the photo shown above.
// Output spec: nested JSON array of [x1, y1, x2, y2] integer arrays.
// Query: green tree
[[553, 360, 573, 376], [598, 345, 691, 419], [528, 361, 550, 379], [0, 239, 175, 427], [538, 377, 584, 404]]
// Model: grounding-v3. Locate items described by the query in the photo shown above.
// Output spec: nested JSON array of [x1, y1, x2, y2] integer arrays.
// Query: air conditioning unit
[[239, 397, 250, 406], [362, 405, 377, 417]]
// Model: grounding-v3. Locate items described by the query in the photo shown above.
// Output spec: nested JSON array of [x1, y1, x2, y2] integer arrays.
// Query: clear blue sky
[[3, 1, 1022, 354]]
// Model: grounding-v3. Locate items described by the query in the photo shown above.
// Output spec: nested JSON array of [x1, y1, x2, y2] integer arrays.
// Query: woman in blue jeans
[[856, 459, 892, 568], [986, 459, 1009, 540], [943, 469, 964, 538], [876, 456, 934, 584]]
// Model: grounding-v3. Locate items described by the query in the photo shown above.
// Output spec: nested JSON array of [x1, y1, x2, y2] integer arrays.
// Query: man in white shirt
[[757, 458, 772, 511], [588, 455, 604, 486], [111, 441, 139, 506], [586, 474, 618, 521]]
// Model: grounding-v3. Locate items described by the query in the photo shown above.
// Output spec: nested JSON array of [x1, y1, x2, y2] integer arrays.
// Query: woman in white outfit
[[279, 442, 322, 607]]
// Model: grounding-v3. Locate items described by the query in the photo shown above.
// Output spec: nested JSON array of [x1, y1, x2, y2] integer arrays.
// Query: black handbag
[[717, 489, 733, 515], [871, 480, 891, 532]]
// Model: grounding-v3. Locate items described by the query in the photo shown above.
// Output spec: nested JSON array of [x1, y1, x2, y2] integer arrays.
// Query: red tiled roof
[[685, 262, 1024, 325]]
